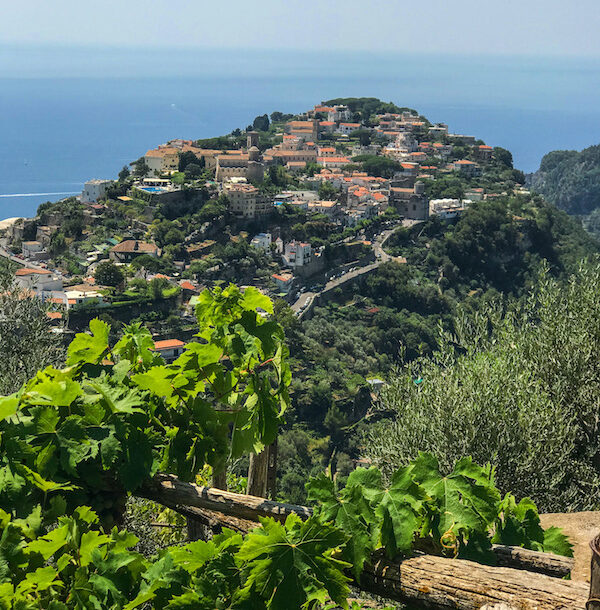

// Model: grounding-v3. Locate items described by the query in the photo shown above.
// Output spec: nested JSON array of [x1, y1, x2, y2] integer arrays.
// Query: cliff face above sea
[[528, 144, 600, 216]]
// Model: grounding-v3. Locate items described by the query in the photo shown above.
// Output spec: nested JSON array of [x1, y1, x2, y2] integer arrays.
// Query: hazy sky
[[2, 0, 600, 57]]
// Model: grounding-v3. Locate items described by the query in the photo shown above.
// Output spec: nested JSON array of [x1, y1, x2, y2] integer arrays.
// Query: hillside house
[[109, 240, 159, 263], [82, 179, 113, 203], [153, 339, 185, 363], [15, 268, 63, 293], [144, 147, 179, 175], [272, 272, 294, 293], [283, 241, 312, 268]]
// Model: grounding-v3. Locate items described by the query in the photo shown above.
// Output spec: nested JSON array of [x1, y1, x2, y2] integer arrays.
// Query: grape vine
[[0, 284, 572, 609]]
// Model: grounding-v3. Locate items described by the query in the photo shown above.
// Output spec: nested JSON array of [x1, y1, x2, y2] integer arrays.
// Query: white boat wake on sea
[[0, 191, 79, 198]]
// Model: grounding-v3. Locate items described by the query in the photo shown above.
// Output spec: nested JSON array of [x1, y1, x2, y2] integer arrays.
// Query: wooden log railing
[[138, 473, 589, 609]]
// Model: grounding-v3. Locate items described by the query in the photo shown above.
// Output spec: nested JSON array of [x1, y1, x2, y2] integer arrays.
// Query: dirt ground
[[540, 511, 600, 582]]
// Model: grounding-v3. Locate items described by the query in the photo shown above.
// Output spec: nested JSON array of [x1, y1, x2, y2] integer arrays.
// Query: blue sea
[[1, 46, 599, 219]]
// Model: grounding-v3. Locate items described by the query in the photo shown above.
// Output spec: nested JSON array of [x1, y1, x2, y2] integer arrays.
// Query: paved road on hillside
[[291, 220, 418, 315], [0, 245, 46, 271]]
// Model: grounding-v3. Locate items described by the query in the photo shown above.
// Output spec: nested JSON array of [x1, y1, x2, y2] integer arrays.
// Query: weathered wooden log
[[589, 534, 600, 609], [139, 473, 313, 523], [266, 439, 277, 499], [138, 475, 586, 610], [139, 473, 573, 578], [360, 552, 587, 610], [492, 543, 573, 578], [247, 450, 269, 497]]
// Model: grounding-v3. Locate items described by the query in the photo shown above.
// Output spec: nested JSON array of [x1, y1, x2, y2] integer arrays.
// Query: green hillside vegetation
[[365, 261, 600, 513], [275, 193, 599, 503], [529, 144, 600, 216], [0, 286, 574, 609], [323, 97, 423, 124]]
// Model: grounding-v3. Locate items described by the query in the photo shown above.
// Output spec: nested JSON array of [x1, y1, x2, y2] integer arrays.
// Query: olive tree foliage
[[366, 261, 600, 513], [0, 262, 65, 394]]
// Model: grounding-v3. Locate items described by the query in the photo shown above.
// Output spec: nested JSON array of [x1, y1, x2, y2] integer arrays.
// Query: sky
[[2, 0, 600, 57]]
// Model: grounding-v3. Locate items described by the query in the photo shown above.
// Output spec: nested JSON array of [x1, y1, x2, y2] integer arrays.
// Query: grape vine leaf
[[67, 318, 110, 366], [408, 453, 500, 542], [493, 494, 573, 557], [0, 394, 19, 421], [235, 514, 350, 610], [374, 466, 429, 558], [543, 526, 574, 557], [241, 286, 274, 315], [85, 380, 145, 415], [23, 368, 82, 407], [306, 469, 381, 578]]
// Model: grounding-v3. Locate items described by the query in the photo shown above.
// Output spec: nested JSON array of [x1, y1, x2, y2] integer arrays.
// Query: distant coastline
[[2, 51, 599, 218]]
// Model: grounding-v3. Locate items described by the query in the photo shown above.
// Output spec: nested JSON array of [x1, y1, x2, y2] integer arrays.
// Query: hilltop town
[[0, 97, 528, 349]]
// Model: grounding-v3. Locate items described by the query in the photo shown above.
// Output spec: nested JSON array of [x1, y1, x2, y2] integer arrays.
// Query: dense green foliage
[[95, 261, 125, 288], [351, 154, 400, 178], [384, 195, 597, 296], [308, 454, 571, 578], [0, 262, 65, 395], [275, 194, 599, 504], [324, 98, 420, 124], [529, 144, 600, 215], [0, 285, 290, 527], [366, 262, 600, 512]]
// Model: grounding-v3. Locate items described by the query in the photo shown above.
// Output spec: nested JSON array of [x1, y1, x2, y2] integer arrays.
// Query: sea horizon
[[2, 46, 599, 219]]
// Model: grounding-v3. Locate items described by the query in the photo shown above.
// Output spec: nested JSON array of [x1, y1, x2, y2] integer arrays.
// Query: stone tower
[[247, 131, 259, 149]]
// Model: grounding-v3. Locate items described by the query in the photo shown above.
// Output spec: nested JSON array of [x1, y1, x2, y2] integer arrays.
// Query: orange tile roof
[[15, 268, 51, 276], [111, 240, 158, 253], [46, 312, 63, 320], [318, 156, 350, 163], [145, 147, 178, 157], [180, 281, 197, 291], [272, 273, 293, 282], [154, 339, 185, 350]]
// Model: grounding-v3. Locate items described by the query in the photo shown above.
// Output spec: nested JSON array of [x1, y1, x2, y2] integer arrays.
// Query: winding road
[[291, 220, 417, 317]]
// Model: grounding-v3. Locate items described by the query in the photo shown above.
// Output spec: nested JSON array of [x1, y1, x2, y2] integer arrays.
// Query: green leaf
[[458, 529, 497, 565], [131, 365, 188, 400], [67, 318, 110, 366], [242, 286, 274, 314], [15, 565, 60, 595], [99, 431, 121, 470], [375, 466, 428, 558], [542, 526, 574, 557], [79, 530, 111, 566], [113, 322, 160, 370], [56, 417, 98, 476], [23, 368, 82, 407], [174, 342, 223, 369], [236, 514, 350, 610], [409, 452, 500, 542], [27, 524, 70, 559], [0, 394, 19, 421], [15, 464, 76, 494], [307, 469, 382, 578], [118, 429, 156, 490], [168, 539, 218, 573], [494, 494, 545, 551], [85, 380, 145, 415]]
